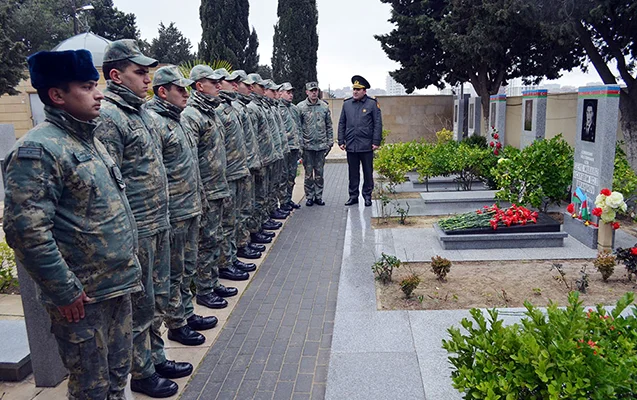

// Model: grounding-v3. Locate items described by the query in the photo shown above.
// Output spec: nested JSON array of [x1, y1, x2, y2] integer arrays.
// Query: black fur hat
[[28, 49, 99, 89]]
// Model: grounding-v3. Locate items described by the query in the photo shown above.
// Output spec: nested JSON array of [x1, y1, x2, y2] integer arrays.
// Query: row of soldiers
[[2, 38, 330, 399]]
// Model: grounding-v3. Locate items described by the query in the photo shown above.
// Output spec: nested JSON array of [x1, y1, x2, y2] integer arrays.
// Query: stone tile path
[[180, 163, 349, 400]]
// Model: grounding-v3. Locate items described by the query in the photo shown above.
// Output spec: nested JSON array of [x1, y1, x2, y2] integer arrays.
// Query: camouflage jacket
[[181, 90, 230, 201], [217, 91, 250, 181], [234, 93, 262, 171], [3, 107, 141, 306], [95, 81, 170, 238], [297, 97, 334, 151], [145, 97, 202, 223], [260, 98, 284, 160], [247, 94, 278, 166], [279, 99, 301, 150], [273, 99, 290, 154]]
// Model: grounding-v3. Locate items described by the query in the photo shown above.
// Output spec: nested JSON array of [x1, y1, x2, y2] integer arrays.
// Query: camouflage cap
[[230, 70, 250, 84], [214, 68, 234, 80], [279, 82, 294, 91], [103, 39, 158, 67], [306, 82, 319, 90], [152, 65, 193, 88], [246, 73, 268, 86], [190, 65, 224, 82], [266, 80, 282, 91]]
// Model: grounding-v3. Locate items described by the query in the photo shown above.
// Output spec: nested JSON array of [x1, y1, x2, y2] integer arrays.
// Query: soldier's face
[[265, 89, 276, 99], [161, 84, 189, 110], [281, 90, 293, 101], [306, 88, 319, 102], [53, 80, 104, 121], [220, 79, 234, 91], [253, 84, 265, 95], [114, 63, 151, 98], [197, 78, 222, 97], [237, 82, 251, 96], [353, 87, 366, 101]]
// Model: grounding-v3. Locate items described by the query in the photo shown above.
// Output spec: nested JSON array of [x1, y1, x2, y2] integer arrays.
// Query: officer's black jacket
[[337, 95, 383, 152]]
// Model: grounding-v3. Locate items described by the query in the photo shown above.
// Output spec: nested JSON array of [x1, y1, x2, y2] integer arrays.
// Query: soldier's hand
[[339, 144, 346, 151], [372, 144, 380, 150], [58, 291, 92, 323]]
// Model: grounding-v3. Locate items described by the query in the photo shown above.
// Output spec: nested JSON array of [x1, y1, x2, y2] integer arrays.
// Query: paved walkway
[[181, 163, 349, 400]]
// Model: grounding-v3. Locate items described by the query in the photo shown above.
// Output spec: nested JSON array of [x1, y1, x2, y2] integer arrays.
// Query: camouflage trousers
[[254, 167, 269, 228], [246, 171, 261, 235], [164, 215, 200, 329], [197, 198, 225, 295], [47, 294, 133, 400], [303, 149, 327, 200], [220, 179, 242, 265], [132, 229, 170, 379], [267, 161, 282, 213], [235, 175, 253, 248], [285, 149, 301, 204], [278, 153, 290, 204]]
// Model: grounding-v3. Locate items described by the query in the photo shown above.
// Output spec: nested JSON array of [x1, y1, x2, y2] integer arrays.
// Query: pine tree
[[0, 3, 26, 96], [149, 22, 193, 65], [88, 0, 140, 41], [199, 0, 259, 71], [271, 0, 319, 103]]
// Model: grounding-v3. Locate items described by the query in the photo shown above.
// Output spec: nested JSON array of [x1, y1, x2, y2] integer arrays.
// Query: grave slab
[[434, 224, 568, 250], [0, 320, 32, 381], [468, 97, 482, 137]]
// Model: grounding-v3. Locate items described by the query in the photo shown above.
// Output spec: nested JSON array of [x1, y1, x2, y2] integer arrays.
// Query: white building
[[385, 75, 407, 96]]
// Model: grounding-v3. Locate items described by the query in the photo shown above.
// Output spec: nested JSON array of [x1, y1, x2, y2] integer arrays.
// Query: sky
[[112, 0, 602, 93]]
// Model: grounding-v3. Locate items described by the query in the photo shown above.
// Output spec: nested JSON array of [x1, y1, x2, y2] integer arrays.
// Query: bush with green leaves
[[443, 292, 637, 399], [594, 251, 616, 282], [436, 127, 454, 143], [400, 273, 421, 298], [613, 142, 637, 207], [431, 255, 452, 281], [450, 143, 498, 191], [492, 134, 574, 212], [461, 134, 487, 148], [372, 253, 401, 284], [0, 241, 17, 292]]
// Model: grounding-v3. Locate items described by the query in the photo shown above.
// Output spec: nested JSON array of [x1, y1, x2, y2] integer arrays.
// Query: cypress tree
[[199, 0, 259, 71], [272, 0, 318, 103]]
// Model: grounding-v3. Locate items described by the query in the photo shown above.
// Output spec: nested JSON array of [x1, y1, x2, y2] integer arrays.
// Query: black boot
[[270, 210, 288, 219], [234, 259, 257, 272], [262, 221, 281, 230], [219, 265, 249, 281], [280, 202, 293, 212], [305, 198, 314, 207], [260, 229, 276, 238], [251, 232, 272, 244], [237, 246, 261, 259], [248, 242, 266, 252], [154, 360, 193, 379], [287, 201, 301, 209], [187, 314, 218, 330], [130, 372, 178, 398], [213, 284, 238, 297], [196, 293, 228, 309], [314, 198, 325, 206], [167, 325, 205, 346]]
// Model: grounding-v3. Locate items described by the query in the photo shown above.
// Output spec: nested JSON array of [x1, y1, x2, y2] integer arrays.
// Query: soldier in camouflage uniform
[[214, 68, 261, 272], [95, 40, 190, 398], [266, 81, 293, 214], [144, 66, 219, 349], [278, 82, 302, 210], [298, 82, 334, 206], [245, 74, 283, 238], [181, 65, 244, 312], [3, 49, 141, 400]]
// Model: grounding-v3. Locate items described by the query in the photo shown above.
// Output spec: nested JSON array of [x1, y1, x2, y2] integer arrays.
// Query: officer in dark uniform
[[338, 75, 383, 207]]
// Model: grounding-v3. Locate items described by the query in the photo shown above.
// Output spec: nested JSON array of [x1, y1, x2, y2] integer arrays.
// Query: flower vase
[[598, 222, 613, 252]]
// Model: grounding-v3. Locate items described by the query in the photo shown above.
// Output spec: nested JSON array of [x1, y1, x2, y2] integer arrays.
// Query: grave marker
[[453, 94, 470, 141], [520, 89, 547, 149], [468, 97, 482, 137], [489, 93, 506, 141]]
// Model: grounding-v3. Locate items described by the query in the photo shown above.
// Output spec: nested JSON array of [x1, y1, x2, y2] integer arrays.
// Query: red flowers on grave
[[493, 133, 499, 140], [567, 203, 575, 214], [612, 222, 621, 230], [489, 127, 501, 156], [489, 141, 495, 147], [482, 204, 538, 230], [601, 188, 612, 196], [592, 207, 603, 217], [631, 247, 637, 256]]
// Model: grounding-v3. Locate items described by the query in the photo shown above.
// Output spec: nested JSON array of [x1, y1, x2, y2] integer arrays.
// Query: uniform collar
[[45, 106, 97, 140], [146, 96, 182, 122], [188, 90, 221, 115], [104, 81, 145, 112]]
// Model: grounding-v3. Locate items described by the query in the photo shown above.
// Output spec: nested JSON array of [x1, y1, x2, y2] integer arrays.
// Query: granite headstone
[[0, 124, 17, 201], [489, 93, 507, 142], [468, 97, 482, 137], [453, 93, 470, 141], [520, 90, 547, 149]]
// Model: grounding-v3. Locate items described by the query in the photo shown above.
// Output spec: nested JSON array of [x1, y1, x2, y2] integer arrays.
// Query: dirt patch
[[371, 192, 422, 200], [0, 281, 20, 295], [372, 215, 442, 229], [377, 259, 637, 310]]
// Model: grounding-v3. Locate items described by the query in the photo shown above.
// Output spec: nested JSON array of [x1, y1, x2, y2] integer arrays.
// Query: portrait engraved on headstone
[[468, 103, 474, 130], [581, 99, 597, 143], [524, 99, 533, 131], [490, 102, 496, 128], [454, 104, 458, 123]]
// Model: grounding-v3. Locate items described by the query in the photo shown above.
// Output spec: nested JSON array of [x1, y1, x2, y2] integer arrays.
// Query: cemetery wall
[[326, 95, 454, 144]]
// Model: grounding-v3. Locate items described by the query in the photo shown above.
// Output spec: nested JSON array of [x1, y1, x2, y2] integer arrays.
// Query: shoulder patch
[[17, 146, 42, 160]]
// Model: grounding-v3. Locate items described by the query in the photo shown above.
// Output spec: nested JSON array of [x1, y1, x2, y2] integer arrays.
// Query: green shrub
[[461, 134, 487, 148], [372, 253, 401, 284], [400, 273, 421, 298], [492, 134, 573, 212], [613, 142, 637, 207], [436, 127, 454, 143], [431, 256, 452, 281], [0, 241, 17, 292], [451, 143, 498, 191], [443, 292, 637, 399], [594, 251, 616, 282]]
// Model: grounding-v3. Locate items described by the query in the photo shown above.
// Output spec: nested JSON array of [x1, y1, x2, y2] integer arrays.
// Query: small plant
[[497, 289, 511, 306], [0, 241, 17, 292], [436, 127, 454, 143], [395, 202, 411, 225], [532, 287, 542, 296], [399, 273, 421, 298], [593, 251, 616, 282], [576, 265, 589, 294], [372, 253, 401, 284], [614, 245, 637, 280], [373, 183, 393, 223], [431, 256, 452, 282], [550, 262, 571, 290]]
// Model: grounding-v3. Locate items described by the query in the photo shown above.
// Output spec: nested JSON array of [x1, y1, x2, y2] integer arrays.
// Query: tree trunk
[[620, 87, 637, 171]]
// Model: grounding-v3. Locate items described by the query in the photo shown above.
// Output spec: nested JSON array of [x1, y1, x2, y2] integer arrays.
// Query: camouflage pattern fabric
[[235, 175, 252, 248], [195, 199, 224, 295], [219, 180, 239, 266], [217, 90, 249, 182], [46, 294, 133, 400], [235, 93, 262, 171], [279, 98, 301, 150], [254, 171, 269, 228], [3, 106, 141, 306], [303, 149, 327, 200], [172, 216, 201, 321], [297, 97, 334, 151], [247, 93, 278, 166], [285, 149, 301, 204]]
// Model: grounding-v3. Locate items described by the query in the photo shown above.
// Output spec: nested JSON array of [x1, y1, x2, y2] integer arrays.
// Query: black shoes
[[251, 232, 273, 243], [167, 325, 205, 346], [364, 197, 372, 207], [219, 265, 249, 281], [287, 201, 301, 209], [260, 229, 276, 238], [262, 221, 281, 231], [187, 314, 218, 330], [248, 242, 266, 252], [130, 372, 178, 398], [306, 198, 314, 207], [314, 198, 325, 206], [265, 219, 283, 229], [270, 210, 288, 219], [344, 197, 358, 206], [154, 360, 193, 379], [237, 246, 261, 259], [234, 259, 257, 272], [196, 293, 228, 309], [280, 203, 293, 212], [213, 284, 238, 297]]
